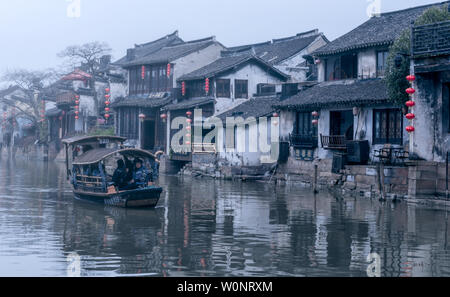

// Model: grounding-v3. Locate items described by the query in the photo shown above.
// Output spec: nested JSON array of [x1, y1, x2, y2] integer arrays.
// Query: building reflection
[[0, 160, 449, 276]]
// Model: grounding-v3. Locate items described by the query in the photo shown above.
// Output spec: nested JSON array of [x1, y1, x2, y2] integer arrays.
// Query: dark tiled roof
[[112, 94, 172, 108], [313, 1, 450, 56], [226, 30, 326, 65], [122, 37, 219, 67], [274, 79, 388, 110], [45, 107, 62, 117], [0, 85, 21, 97], [178, 54, 289, 81], [217, 95, 280, 121], [163, 97, 215, 111], [114, 31, 184, 66]]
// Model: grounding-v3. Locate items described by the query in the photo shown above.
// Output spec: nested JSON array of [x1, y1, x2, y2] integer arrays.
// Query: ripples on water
[[0, 158, 449, 277]]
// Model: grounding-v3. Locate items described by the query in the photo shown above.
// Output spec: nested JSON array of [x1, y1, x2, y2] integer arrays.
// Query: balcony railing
[[320, 134, 348, 150], [289, 134, 318, 149], [412, 20, 450, 58]]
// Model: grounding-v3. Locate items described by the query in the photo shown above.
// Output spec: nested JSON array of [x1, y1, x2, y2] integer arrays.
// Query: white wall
[[214, 63, 285, 115], [275, 35, 329, 83], [172, 42, 225, 86]]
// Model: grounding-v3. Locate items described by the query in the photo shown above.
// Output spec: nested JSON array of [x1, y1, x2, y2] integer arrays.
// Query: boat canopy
[[73, 148, 158, 165], [62, 135, 126, 146]]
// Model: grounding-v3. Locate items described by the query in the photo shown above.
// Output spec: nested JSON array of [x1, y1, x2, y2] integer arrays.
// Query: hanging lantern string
[[405, 75, 416, 134]]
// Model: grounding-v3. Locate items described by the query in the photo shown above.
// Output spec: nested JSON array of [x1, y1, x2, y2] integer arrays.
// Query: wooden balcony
[[289, 134, 318, 149], [320, 134, 347, 150], [412, 20, 450, 58]]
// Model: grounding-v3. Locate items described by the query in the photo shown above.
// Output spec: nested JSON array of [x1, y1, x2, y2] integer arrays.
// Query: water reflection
[[0, 158, 449, 276]]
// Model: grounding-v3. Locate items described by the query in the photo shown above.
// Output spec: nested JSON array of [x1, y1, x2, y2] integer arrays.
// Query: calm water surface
[[0, 158, 449, 277]]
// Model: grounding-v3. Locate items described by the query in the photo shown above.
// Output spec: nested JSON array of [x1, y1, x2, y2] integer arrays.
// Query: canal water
[[0, 158, 449, 277]]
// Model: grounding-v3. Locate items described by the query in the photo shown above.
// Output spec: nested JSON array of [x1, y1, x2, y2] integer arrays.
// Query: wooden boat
[[62, 136, 163, 208]]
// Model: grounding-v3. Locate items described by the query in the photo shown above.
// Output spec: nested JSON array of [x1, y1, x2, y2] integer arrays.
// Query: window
[[373, 109, 403, 145], [377, 51, 389, 77], [324, 54, 358, 81], [235, 80, 248, 99], [257, 84, 276, 96], [291, 112, 318, 149], [216, 79, 230, 98]]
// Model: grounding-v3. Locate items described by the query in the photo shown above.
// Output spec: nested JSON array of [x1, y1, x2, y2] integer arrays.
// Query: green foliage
[[88, 126, 115, 136], [385, 4, 450, 105], [415, 4, 450, 26]]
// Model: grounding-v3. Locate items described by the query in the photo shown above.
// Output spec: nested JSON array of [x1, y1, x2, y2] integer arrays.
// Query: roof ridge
[[272, 29, 320, 43], [182, 36, 216, 45], [135, 30, 181, 48], [378, 0, 450, 17]]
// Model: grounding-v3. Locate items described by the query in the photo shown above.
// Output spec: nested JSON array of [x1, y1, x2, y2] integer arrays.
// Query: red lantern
[[181, 82, 186, 96], [186, 126, 191, 131], [406, 126, 415, 133], [75, 100, 80, 105], [312, 119, 319, 126], [75, 105, 79, 110], [312, 111, 319, 117], [272, 112, 279, 118], [186, 141, 191, 145], [105, 94, 111, 100], [105, 107, 110, 112], [75, 116, 79, 120], [139, 113, 146, 120], [75, 111, 79, 115], [406, 113, 415, 120], [406, 88, 416, 95], [187, 118, 192, 124], [186, 111, 192, 117], [59, 116, 63, 121], [406, 100, 415, 108], [205, 78, 210, 94], [186, 134, 191, 138], [406, 75, 416, 82], [105, 114, 110, 119], [105, 88, 110, 93], [75, 95, 80, 99], [167, 64, 171, 77], [141, 66, 146, 80], [160, 113, 167, 120], [105, 101, 110, 106]]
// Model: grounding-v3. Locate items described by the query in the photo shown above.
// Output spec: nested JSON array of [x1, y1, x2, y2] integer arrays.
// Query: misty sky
[[0, 0, 444, 74]]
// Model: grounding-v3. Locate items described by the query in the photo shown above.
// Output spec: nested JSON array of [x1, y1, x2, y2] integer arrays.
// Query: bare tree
[[0, 68, 59, 143], [58, 42, 112, 116]]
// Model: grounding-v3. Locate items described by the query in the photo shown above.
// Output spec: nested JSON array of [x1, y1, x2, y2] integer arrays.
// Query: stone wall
[[408, 161, 448, 197]]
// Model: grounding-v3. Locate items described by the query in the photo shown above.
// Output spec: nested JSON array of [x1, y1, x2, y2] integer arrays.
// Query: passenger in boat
[[124, 156, 134, 184], [112, 159, 127, 189], [91, 164, 101, 177], [132, 159, 150, 188]]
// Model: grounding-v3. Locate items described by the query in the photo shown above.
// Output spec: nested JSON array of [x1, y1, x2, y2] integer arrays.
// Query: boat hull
[[73, 187, 163, 208]]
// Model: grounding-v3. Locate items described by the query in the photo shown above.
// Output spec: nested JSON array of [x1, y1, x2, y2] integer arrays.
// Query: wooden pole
[[313, 164, 319, 194], [377, 162, 386, 201]]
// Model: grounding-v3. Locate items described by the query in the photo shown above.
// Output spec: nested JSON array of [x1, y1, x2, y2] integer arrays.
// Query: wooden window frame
[[235, 79, 248, 99], [373, 109, 403, 145], [216, 79, 231, 98]]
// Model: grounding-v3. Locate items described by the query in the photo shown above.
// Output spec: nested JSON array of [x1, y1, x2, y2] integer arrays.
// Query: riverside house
[[408, 12, 450, 196], [274, 2, 450, 197], [112, 31, 225, 152], [164, 31, 328, 176]]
